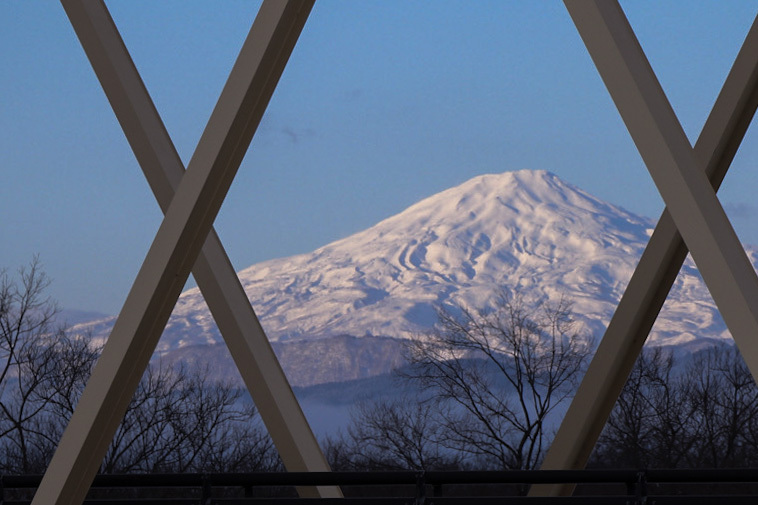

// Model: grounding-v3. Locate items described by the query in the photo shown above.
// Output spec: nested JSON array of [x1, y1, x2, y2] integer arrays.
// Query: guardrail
[[3, 469, 758, 504]]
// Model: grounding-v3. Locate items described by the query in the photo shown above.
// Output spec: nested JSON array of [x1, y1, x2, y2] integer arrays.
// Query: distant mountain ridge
[[72, 170, 748, 386]]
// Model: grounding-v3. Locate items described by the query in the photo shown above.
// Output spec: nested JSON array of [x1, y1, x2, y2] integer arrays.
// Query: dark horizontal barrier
[[4, 469, 758, 504]]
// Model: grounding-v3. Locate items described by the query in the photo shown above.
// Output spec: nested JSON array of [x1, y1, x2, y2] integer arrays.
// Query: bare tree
[[338, 397, 461, 471], [152, 366, 276, 473], [0, 258, 58, 389], [102, 361, 189, 474], [35, 333, 102, 466], [404, 291, 591, 470], [321, 432, 355, 472], [593, 348, 695, 468], [192, 402, 280, 473], [0, 260, 278, 474], [61, 359, 276, 475], [0, 259, 63, 473], [685, 346, 758, 468], [593, 345, 758, 469], [641, 351, 694, 468]]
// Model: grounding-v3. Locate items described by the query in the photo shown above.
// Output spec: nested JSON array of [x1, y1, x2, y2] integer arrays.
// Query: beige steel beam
[[566, 0, 758, 397], [59, 0, 339, 498], [33, 2, 313, 504], [533, 11, 758, 497]]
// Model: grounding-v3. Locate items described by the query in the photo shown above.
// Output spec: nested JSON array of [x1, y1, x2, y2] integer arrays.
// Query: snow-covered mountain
[[73, 170, 746, 385]]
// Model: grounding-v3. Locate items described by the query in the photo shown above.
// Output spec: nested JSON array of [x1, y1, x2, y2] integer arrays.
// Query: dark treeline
[[326, 345, 758, 472], [591, 345, 758, 469], [2, 259, 756, 475], [0, 259, 280, 475]]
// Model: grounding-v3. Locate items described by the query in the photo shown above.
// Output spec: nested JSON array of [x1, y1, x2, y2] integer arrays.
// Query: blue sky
[[2, 1, 758, 314]]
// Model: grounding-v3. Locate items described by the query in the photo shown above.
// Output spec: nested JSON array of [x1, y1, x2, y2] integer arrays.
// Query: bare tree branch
[[403, 290, 591, 469]]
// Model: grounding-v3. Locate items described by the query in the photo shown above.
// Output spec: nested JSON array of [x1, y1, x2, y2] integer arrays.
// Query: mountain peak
[[172, 169, 689, 346], [75, 170, 730, 363], [363, 169, 641, 236], [326, 170, 650, 268]]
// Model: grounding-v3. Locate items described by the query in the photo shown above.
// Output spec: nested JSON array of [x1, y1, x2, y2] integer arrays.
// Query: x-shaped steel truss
[[29, 1, 758, 502], [33, 1, 341, 503], [534, 0, 758, 497]]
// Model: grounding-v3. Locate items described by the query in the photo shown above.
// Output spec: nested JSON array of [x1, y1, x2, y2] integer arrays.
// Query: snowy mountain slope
[[72, 170, 746, 383]]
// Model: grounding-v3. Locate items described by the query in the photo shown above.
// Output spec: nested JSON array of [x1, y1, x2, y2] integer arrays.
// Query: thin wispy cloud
[[280, 126, 315, 145], [723, 201, 757, 220]]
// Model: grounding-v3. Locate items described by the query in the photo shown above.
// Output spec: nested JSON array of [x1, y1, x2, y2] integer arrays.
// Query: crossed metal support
[[33, 2, 341, 503], [32, 2, 758, 503], [534, 1, 758, 497]]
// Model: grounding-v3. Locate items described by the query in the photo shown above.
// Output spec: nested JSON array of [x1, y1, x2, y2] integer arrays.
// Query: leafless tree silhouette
[[404, 291, 591, 469]]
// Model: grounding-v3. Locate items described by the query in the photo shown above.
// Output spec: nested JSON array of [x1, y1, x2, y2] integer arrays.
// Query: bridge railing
[[4, 469, 758, 504]]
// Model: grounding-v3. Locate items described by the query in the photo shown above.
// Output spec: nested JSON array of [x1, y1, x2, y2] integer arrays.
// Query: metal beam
[[534, 9, 758, 496], [566, 0, 758, 401], [33, 2, 312, 503], [59, 0, 339, 498]]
